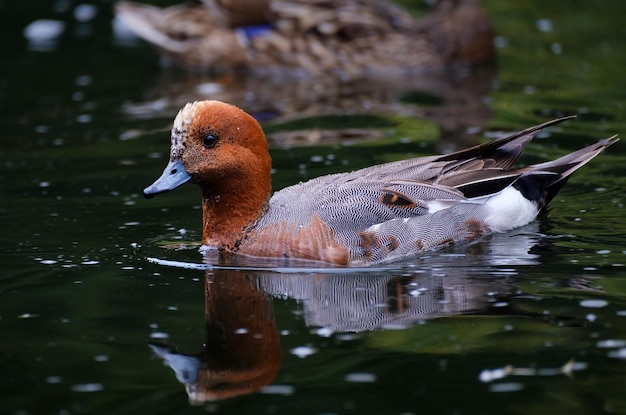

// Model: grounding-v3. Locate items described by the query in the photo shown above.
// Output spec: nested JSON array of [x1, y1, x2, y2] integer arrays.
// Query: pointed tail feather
[[436, 115, 578, 169], [532, 136, 618, 175], [517, 136, 619, 208]]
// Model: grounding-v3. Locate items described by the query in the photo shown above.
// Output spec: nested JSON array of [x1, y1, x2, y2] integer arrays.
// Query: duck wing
[[255, 116, 616, 264]]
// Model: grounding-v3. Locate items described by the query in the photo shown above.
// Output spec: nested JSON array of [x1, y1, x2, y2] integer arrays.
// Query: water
[[2, 1, 626, 414]]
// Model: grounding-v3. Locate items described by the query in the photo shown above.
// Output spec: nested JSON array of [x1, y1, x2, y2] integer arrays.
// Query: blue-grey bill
[[143, 159, 191, 199]]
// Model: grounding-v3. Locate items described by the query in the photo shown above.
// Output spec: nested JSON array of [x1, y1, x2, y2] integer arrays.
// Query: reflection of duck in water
[[150, 263, 520, 402], [115, 0, 495, 75], [148, 227, 600, 402], [151, 272, 281, 402]]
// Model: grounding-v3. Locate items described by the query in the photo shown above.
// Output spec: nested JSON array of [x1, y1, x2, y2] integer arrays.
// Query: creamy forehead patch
[[170, 102, 199, 159]]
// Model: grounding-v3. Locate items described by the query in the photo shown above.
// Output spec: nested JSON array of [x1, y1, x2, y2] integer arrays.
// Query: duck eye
[[203, 134, 218, 149]]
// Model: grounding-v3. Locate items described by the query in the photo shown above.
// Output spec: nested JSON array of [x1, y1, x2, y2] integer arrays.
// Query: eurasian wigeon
[[115, 0, 494, 75], [144, 100, 617, 266]]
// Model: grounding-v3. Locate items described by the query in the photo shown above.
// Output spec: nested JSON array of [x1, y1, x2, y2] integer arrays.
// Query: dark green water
[[2, 1, 626, 414]]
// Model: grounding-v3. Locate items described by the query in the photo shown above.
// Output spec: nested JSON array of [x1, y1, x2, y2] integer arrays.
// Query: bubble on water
[[74, 4, 98, 22], [23, 20, 65, 50], [94, 355, 109, 362], [77, 114, 92, 124], [314, 327, 334, 337], [75, 75, 92, 86], [345, 373, 376, 383], [580, 299, 608, 308], [596, 250, 611, 255], [597, 339, 626, 348], [608, 348, 626, 359], [72, 91, 84, 101], [536, 19, 553, 32], [71, 383, 104, 392], [260, 385, 295, 395], [336, 333, 361, 342], [150, 332, 169, 339], [46, 376, 63, 384], [489, 382, 524, 393], [479, 368, 508, 383], [290, 346, 316, 358]]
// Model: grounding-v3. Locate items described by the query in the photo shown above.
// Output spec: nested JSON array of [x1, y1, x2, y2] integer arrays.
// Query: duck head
[[144, 100, 272, 247]]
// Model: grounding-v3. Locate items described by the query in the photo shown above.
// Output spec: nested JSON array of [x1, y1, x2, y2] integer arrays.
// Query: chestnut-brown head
[[144, 100, 272, 198]]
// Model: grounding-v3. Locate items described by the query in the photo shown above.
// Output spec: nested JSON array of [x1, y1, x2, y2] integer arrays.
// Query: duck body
[[115, 0, 495, 75], [144, 101, 617, 266]]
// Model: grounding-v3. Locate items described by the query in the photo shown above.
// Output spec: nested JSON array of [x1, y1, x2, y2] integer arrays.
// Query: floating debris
[[479, 359, 587, 383]]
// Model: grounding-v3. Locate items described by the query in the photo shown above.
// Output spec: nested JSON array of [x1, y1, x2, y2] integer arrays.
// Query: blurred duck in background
[[115, 0, 495, 76]]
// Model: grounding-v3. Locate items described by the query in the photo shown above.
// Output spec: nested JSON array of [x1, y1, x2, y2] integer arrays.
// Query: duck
[[115, 0, 495, 76], [143, 100, 617, 266]]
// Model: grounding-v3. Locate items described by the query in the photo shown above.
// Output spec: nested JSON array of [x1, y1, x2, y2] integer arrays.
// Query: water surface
[[1, 1, 626, 414]]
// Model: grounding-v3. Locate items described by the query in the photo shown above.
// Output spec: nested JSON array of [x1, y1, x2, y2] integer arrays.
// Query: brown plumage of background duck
[[115, 0, 495, 76]]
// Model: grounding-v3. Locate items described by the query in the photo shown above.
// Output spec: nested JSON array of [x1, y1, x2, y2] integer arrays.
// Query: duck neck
[[200, 178, 270, 250]]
